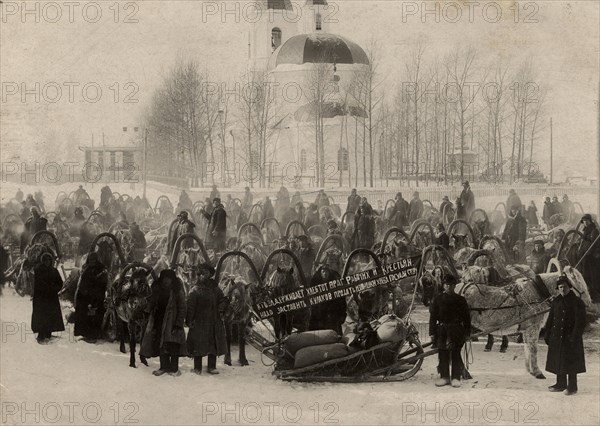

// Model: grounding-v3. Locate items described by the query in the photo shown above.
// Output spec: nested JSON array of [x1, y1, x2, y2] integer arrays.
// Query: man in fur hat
[[544, 275, 586, 395]]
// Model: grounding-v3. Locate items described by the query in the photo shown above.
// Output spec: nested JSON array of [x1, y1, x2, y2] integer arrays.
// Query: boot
[[435, 377, 450, 387]]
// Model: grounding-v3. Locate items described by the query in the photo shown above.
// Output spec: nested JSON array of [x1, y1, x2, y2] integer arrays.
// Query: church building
[[244, 0, 371, 188]]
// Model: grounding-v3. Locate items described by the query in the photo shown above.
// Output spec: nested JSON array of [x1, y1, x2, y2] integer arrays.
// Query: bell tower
[[298, 0, 330, 34], [248, 0, 300, 70]]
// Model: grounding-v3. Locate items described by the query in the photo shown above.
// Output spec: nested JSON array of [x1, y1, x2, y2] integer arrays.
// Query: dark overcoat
[[31, 263, 65, 333], [186, 280, 229, 357], [73, 263, 108, 338], [544, 291, 586, 375], [140, 281, 187, 358]]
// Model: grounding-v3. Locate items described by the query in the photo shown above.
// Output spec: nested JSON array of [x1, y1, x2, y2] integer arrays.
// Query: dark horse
[[111, 264, 154, 367], [267, 266, 310, 339], [219, 275, 252, 366]]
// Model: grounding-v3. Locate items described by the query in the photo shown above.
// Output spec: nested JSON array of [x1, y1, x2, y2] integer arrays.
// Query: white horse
[[455, 266, 592, 379]]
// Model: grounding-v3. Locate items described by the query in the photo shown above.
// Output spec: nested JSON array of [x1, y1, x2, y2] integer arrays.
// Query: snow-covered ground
[[1, 289, 598, 426]]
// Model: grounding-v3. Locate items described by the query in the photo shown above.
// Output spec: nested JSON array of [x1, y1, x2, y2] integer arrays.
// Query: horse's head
[[221, 276, 252, 318], [419, 268, 443, 306], [563, 266, 593, 307], [452, 234, 470, 250], [269, 266, 297, 295]]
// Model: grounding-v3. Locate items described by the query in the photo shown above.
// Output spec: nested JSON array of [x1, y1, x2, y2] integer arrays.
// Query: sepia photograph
[[1, 1, 599, 425]]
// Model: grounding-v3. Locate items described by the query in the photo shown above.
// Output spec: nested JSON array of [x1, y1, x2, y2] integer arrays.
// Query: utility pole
[[550, 117, 553, 185], [143, 128, 148, 200]]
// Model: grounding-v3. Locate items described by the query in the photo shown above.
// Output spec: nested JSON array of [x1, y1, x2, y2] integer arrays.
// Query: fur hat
[[581, 214, 592, 222], [196, 263, 215, 276], [443, 274, 459, 286], [556, 275, 572, 289]]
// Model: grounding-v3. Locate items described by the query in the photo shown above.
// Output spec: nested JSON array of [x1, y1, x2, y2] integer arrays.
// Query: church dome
[[268, 33, 369, 70]]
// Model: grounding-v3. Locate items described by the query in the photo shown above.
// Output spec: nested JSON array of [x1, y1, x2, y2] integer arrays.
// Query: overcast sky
[[2, 0, 598, 181]]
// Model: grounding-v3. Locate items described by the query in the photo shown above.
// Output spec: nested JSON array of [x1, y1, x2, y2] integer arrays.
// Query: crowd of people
[[0, 182, 596, 390]]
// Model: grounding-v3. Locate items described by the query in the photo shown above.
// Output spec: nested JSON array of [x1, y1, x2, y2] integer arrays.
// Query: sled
[[272, 321, 425, 383]]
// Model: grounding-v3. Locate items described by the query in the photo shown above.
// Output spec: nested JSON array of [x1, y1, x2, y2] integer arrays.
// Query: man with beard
[[31, 253, 64, 344], [435, 223, 450, 250], [347, 189, 361, 214], [202, 198, 227, 252], [74, 252, 108, 343], [393, 192, 409, 228], [578, 214, 600, 302], [309, 265, 347, 334], [409, 191, 424, 224]]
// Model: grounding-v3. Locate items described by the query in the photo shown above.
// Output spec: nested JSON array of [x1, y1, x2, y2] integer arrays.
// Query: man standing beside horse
[[429, 274, 471, 388], [544, 275, 586, 395]]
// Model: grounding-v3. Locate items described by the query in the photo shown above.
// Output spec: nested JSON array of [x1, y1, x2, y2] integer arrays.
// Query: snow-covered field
[[1, 289, 599, 426]]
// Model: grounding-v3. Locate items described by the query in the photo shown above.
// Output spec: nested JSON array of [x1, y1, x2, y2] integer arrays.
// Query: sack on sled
[[294, 343, 349, 369], [376, 315, 407, 343], [284, 330, 340, 356]]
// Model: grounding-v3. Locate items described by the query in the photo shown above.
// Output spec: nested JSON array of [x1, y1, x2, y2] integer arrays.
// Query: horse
[[432, 266, 592, 378], [111, 268, 153, 368], [218, 274, 252, 366], [266, 266, 310, 339], [419, 266, 444, 307]]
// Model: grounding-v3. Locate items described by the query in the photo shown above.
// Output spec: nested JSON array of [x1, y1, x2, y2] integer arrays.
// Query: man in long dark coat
[[506, 189, 523, 213], [170, 211, 196, 253], [542, 197, 554, 226], [242, 187, 253, 213], [186, 264, 229, 375], [296, 235, 315, 280], [31, 253, 64, 343], [129, 222, 147, 261], [409, 191, 424, 224], [353, 205, 375, 249], [393, 192, 409, 228], [74, 252, 108, 343], [346, 189, 361, 214], [460, 181, 475, 217], [21, 207, 48, 253], [308, 265, 347, 335], [429, 274, 471, 388], [578, 214, 600, 302], [202, 198, 227, 252], [140, 269, 187, 377], [502, 207, 527, 258], [544, 275, 586, 395]]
